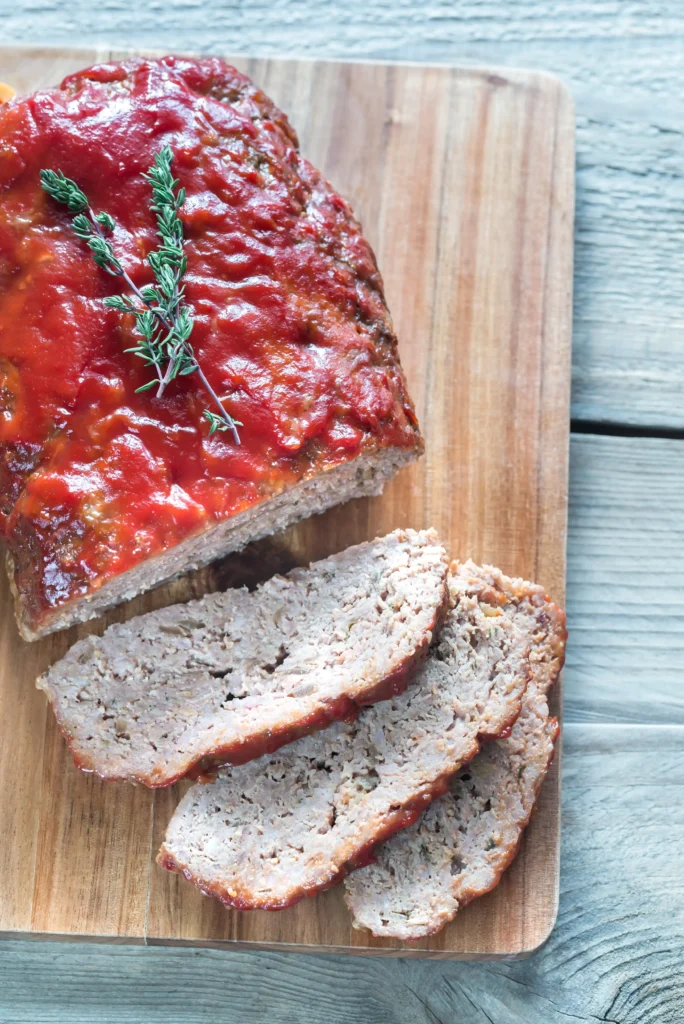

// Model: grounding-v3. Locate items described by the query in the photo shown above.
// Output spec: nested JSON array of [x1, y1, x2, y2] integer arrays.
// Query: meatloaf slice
[[0, 56, 422, 640], [157, 562, 532, 910], [37, 529, 448, 787], [344, 564, 566, 939]]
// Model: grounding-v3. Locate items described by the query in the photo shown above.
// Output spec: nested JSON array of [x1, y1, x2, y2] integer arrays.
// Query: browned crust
[[456, 561, 568, 684], [13, 445, 423, 642], [156, 562, 539, 910], [391, 716, 562, 942], [52, 572, 450, 788], [455, 716, 561, 910], [347, 566, 567, 941], [157, 771, 457, 912], [155, 679, 529, 910]]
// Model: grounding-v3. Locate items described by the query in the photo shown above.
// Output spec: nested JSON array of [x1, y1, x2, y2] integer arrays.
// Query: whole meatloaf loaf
[[344, 564, 566, 939], [0, 57, 422, 640], [37, 529, 448, 786], [157, 562, 532, 911]]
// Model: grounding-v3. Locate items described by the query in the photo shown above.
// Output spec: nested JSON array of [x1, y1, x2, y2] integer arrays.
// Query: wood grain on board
[[0, 47, 574, 957]]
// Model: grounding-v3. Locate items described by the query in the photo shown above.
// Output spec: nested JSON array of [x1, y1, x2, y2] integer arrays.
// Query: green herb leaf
[[86, 234, 123, 275], [140, 285, 160, 303], [40, 149, 242, 444], [103, 295, 133, 312], [96, 211, 116, 234], [39, 169, 89, 213], [72, 213, 93, 240], [203, 410, 240, 435]]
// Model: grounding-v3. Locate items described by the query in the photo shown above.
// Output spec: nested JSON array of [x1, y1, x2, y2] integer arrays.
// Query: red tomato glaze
[[0, 58, 419, 625]]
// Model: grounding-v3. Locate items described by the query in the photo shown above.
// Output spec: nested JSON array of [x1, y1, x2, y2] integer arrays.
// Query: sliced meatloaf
[[0, 56, 422, 640], [157, 562, 532, 910], [37, 529, 448, 786], [344, 564, 566, 939]]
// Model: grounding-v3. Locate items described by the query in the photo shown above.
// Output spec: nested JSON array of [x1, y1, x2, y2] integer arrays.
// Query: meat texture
[[158, 562, 532, 910], [37, 529, 448, 786], [344, 563, 566, 939]]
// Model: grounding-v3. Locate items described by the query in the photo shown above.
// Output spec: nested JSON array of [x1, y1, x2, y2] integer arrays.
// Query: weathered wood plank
[[566, 434, 684, 724], [3, 0, 683, 427], [0, 724, 681, 1024]]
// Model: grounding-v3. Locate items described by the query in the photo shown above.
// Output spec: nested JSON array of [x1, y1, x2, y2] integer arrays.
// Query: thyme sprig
[[40, 149, 242, 444]]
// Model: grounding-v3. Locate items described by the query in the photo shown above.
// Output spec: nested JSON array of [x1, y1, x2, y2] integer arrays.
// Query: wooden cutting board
[[0, 46, 574, 958]]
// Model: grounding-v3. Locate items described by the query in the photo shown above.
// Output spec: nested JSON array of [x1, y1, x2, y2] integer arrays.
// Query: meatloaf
[[37, 529, 448, 786], [157, 561, 532, 910], [344, 563, 566, 939], [0, 57, 422, 640]]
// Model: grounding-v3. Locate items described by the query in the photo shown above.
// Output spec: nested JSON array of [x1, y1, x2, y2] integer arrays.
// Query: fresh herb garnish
[[40, 148, 241, 444]]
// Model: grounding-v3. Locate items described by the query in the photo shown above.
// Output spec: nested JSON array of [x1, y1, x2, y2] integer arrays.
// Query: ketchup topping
[[0, 58, 418, 624]]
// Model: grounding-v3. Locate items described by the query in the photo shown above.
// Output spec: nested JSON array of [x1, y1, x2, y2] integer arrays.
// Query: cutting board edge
[[0, 43, 576, 110], [0, 46, 573, 960]]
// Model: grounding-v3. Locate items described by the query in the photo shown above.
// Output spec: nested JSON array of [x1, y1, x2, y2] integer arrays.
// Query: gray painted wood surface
[[567, 435, 684, 724], [1, 2, 683, 1022]]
